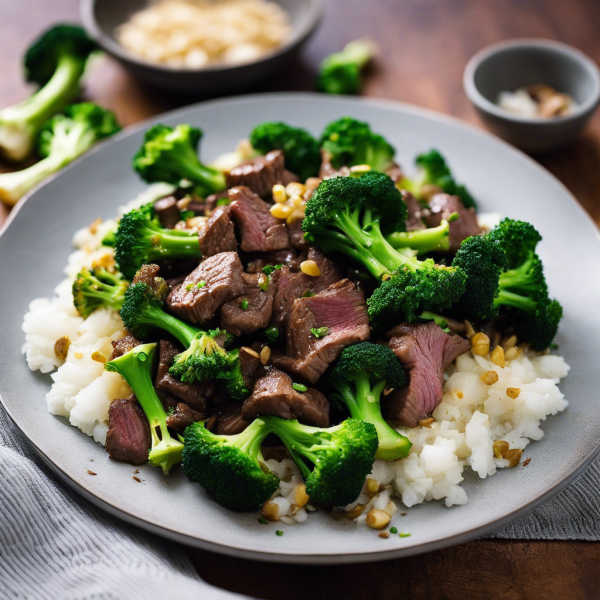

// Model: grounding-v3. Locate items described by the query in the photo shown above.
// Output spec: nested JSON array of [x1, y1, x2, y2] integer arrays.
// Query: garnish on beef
[[205, 189, 229, 213], [228, 185, 290, 252], [154, 195, 181, 229], [272, 279, 370, 383], [198, 204, 238, 257], [425, 193, 482, 253], [111, 335, 142, 360], [384, 322, 471, 427], [246, 248, 300, 274], [105, 396, 151, 465], [166, 251, 245, 325], [220, 272, 278, 336], [242, 368, 330, 427], [225, 150, 295, 198], [213, 404, 251, 435]]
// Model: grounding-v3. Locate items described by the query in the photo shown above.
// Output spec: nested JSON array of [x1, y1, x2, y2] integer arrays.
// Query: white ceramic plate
[[1, 93, 599, 564]]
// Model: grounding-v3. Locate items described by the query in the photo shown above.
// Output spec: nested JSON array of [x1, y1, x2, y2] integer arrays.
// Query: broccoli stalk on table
[[72, 266, 129, 318], [324, 343, 411, 460], [114, 203, 202, 280], [319, 117, 395, 173], [249, 121, 321, 181], [398, 149, 477, 210], [0, 25, 97, 162], [132, 123, 225, 197], [261, 416, 378, 507], [302, 171, 467, 329], [182, 419, 279, 512], [317, 39, 377, 96], [105, 343, 184, 474], [120, 282, 250, 398], [0, 103, 120, 206]]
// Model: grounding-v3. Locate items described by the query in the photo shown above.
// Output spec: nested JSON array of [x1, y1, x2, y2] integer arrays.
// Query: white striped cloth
[[0, 406, 247, 600]]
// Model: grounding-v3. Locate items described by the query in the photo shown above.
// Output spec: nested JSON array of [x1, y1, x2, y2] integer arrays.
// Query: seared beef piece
[[132, 263, 160, 287], [166, 251, 245, 325], [205, 189, 229, 214], [242, 368, 330, 427], [261, 445, 291, 461], [246, 248, 300, 274], [154, 339, 211, 413], [111, 335, 142, 360], [228, 186, 290, 252], [319, 150, 351, 179], [186, 201, 206, 215], [214, 404, 251, 435], [401, 190, 426, 231], [272, 279, 370, 383], [270, 248, 342, 330], [288, 218, 308, 250], [425, 194, 482, 253], [154, 195, 180, 229], [105, 396, 151, 465], [220, 272, 278, 336], [385, 163, 404, 183], [445, 318, 468, 336], [198, 205, 238, 257], [384, 322, 471, 427], [225, 150, 293, 198], [239, 346, 261, 389], [166, 402, 197, 430]]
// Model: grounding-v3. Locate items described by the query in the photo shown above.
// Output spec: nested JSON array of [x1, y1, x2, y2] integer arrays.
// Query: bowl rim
[[463, 37, 600, 125], [80, 0, 324, 75]]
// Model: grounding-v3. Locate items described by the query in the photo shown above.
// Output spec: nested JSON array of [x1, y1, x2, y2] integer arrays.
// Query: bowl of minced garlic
[[81, 0, 323, 92]]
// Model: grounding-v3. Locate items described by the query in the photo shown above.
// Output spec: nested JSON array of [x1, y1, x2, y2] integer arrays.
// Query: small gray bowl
[[80, 0, 323, 94], [464, 39, 600, 153]]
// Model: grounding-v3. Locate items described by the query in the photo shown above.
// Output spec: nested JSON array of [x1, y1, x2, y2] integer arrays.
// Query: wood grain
[[1, 1, 599, 598]]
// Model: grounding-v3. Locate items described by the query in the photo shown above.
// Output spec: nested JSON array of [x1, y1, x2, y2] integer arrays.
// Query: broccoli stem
[[106, 344, 183, 474], [144, 228, 202, 262], [494, 289, 536, 313], [164, 142, 225, 194], [338, 377, 411, 460], [386, 219, 451, 254], [226, 418, 273, 459], [139, 302, 200, 346]]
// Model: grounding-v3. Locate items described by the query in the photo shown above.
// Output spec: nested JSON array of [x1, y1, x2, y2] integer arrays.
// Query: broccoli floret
[[303, 172, 466, 327], [221, 348, 252, 400], [169, 328, 236, 384], [399, 149, 477, 210], [386, 215, 456, 255], [0, 25, 97, 162], [262, 416, 378, 506], [114, 204, 202, 279], [132, 124, 225, 196], [72, 267, 129, 318], [451, 234, 507, 321], [487, 217, 541, 269], [182, 419, 279, 512], [249, 121, 321, 181], [324, 343, 411, 460], [105, 343, 183, 474], [317, 39, 376, 95], [319, 117, 395, 172], [0, 103, 120, 206]]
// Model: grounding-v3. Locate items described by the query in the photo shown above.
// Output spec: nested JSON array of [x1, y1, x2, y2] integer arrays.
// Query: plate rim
[[2, 91, 599, 564]]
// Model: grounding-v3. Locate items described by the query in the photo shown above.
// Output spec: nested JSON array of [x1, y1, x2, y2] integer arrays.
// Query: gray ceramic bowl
[[80, 0, 322, 94], [464, 39, 600, 153]]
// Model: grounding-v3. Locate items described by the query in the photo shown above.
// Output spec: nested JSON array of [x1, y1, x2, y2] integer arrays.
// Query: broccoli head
[[132, 123, 225, 197], [105, 343, 183, 474], [324, 342, 411, 460], [262, 416, 378, 507], [182, 419, 279, 512], [0, 25, 97, 162], [319, 117, 395, 172], [72, 267, 128, 318], [249, 121, 321, 181], [317, 39, 376, 95], [487, 217, 542, 269]]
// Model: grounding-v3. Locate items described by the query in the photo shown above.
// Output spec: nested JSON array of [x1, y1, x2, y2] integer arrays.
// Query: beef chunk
[[261, 445, 291, 461], [401, 190, 426, 231], [228, 186, 290, 252], [132, 264, 170, 300], [272, 279, 370, 383], [105, 396, 151, 465], [239, 346, 261, 389], [166, 402, 197, 430], [319, 150, 351, 179], [425, 194, 482, 253], [111, 335, 141, 360], [198, 205, 238, 257], [154, 195, 180, 229], [288, 218, 308, 250], [242, 368, 330, 427], [385, 162, 404, 183], [213, 404, 251, 435], [384, 322, 471, 427], [225, 150, 290, 198], [154, 339, 211, 414], [166, 251, 245, 325], [220, 272, 277, 336], [270, 248, 342, 330]]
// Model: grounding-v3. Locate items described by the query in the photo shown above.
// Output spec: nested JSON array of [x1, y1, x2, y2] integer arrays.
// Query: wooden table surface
[[2, 0, 600, 597]]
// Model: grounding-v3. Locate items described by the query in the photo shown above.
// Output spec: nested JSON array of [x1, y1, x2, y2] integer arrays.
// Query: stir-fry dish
[[23, 117, 569, 530]]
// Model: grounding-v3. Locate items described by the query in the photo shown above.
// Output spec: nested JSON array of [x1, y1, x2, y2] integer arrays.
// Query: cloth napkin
[[0, 405, 248, 600]]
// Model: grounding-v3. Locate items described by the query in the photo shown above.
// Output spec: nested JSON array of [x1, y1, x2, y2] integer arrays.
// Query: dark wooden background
[[2, 0, 600, 597]]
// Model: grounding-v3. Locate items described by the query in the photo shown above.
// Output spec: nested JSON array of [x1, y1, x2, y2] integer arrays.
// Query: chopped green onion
[[389, 527, 398, 534], [263, 264, 283, 276], [302, 290, 315, 298], [185, 283, 194, 291], [217, 198, 230, 206], [197, 280, 206, 289], [265, 327, 279, 343], [310, 327, 329, 339], [305, 504, 316, 512], [292, 383, 307, 392], [447, 211, 460, 223], [179, 210, 195, 221], [258, 517, 268, 525], [276, 530, 284, 536], [399, 532, 411, 538], [240, 298, 249, 310]]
